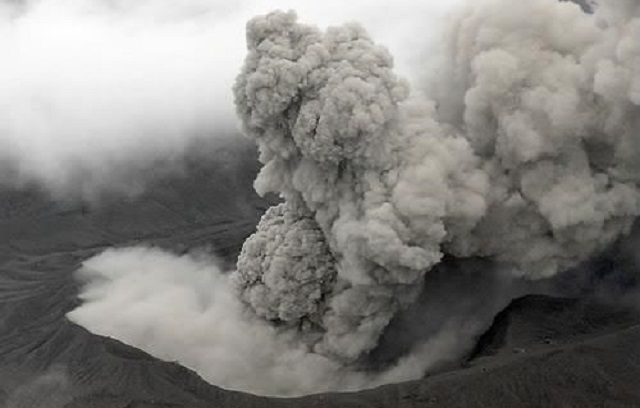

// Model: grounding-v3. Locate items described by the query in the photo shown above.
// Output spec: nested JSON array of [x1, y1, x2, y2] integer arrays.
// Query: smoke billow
[[67, 0, 640, 398], [233, 0, 640, 364], [68, 246, 471, 396]]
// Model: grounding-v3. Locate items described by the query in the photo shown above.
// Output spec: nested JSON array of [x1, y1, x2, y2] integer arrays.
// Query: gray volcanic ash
[[233, 0, 640, 366]]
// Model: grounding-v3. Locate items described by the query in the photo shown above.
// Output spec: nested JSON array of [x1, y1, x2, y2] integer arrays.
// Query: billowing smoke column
[[234, 0, 640, 363]]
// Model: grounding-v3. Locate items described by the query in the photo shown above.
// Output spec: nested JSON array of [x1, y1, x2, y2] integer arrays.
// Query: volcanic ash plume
[[233, 0, 640, 363]]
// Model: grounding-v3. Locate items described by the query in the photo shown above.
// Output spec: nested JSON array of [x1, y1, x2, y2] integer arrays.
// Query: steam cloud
[[67, 0, 640, 398], [0, 0, 240, 197], [233, 0, 640, 363]]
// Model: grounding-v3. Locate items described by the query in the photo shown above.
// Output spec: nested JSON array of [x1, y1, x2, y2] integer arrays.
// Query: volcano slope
[[0, 144, 639, 407]]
